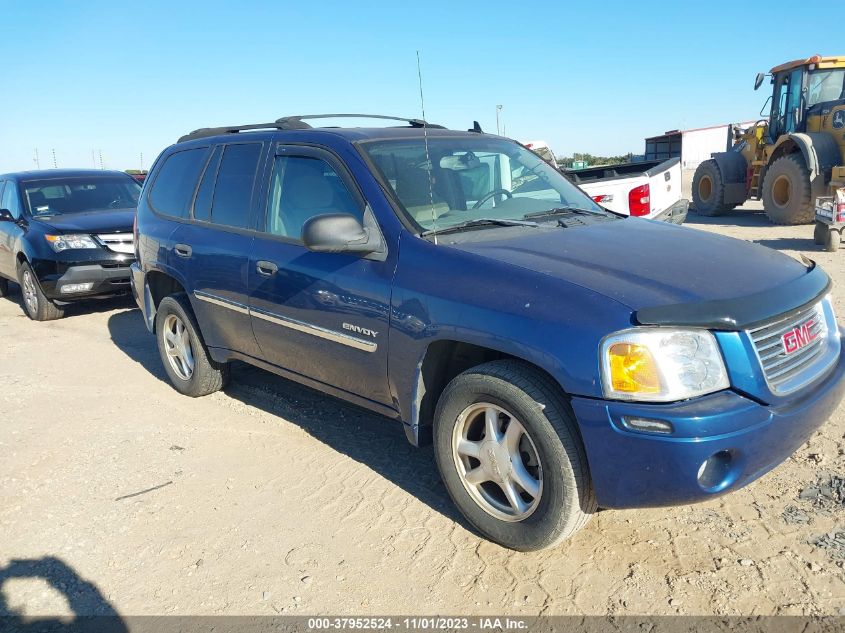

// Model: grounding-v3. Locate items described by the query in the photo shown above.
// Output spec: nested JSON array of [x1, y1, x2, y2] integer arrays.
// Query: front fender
[[771, 133, 841, 183], [711, 151, 749, 205]]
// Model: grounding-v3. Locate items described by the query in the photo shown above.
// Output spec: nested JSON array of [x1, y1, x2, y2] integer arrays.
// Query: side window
[[208, 143, 262, 229], [193, 146, 222, 222], [149, 148, 207, 218], [1, 181, 22, 219], [266, 155, 362, 240]]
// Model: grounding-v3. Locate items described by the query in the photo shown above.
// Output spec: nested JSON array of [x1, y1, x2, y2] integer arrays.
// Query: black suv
[[0, 169, 141, 320]]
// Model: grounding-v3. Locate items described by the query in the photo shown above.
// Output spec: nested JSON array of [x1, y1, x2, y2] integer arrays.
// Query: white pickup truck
[[521, 141, 688, 223], [563, 158, 688, 224]]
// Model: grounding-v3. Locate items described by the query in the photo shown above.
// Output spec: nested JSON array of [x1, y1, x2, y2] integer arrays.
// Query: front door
[[0, 180, 24, 278], [247, 145, 394, 405], [770, 68, 805, 140]]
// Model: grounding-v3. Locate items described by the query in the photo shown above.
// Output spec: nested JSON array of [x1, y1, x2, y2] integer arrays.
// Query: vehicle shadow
[[106, 310, 468, 529], [0, 556, 127, 631], [684, 206, 771, 228], [106, 307, 168, 382], [2, 282, 136, 319]]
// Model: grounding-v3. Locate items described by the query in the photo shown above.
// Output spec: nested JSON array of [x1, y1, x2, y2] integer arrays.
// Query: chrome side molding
[[193, 290, 377, 353]]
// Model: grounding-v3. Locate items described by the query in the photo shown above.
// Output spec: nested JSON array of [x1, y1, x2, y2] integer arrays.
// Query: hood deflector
[[634, 261, 831, 331]]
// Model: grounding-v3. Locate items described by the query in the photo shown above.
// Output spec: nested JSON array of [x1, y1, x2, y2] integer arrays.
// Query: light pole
[[496, 105, 503, 135]]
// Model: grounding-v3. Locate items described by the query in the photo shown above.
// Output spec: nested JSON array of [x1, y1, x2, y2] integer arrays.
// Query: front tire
[[433, 360, 595, 551], [0, 278, 9, 298], [762, 154, 813, 225], [155, 294, 229, 397], [814, 221, 827, 245], [17, 262, 64, 321], [692, 160, 732, 216], [824, 228, 840, 252]]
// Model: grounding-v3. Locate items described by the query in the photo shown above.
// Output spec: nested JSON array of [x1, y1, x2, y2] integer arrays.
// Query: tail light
[[628, 184, 651, 217], [837, 189, 845, 223], [133, 213, 139, 257]]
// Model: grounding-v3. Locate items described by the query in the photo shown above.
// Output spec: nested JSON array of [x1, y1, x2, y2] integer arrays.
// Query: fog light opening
[[620, 416, 674, 435], [697, 450, 733, 490], [60, 282, 94, 294]]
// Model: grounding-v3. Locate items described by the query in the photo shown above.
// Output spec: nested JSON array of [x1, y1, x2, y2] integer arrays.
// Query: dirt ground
[[1, 201, 843, 619]]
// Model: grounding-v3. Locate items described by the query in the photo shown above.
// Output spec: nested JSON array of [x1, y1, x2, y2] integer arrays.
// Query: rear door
[[247, 144, 394, 405], [186, 141, 265, 358]]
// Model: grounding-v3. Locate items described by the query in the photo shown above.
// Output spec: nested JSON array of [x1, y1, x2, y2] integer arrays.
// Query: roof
[[176, 113, 489, 144], [645, 120, 759, 141], [0, 168, 132, 181], [770, 55, 845, 73], [175, 125, 495, 149]]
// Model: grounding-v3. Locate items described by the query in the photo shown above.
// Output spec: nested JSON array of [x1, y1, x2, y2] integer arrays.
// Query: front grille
[[748, 300, 832, 394], [96, 233, 134, 255]]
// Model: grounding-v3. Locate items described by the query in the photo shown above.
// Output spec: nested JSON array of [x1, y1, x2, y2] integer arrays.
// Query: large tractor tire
[[761, 154, 813, 225], [692, 160, 735, 216]]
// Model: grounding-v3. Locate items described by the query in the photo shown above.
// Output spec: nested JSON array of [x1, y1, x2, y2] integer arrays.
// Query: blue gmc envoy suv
[[131, 114, 845, 551]]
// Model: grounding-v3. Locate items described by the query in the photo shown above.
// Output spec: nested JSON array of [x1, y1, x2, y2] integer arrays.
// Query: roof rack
[[178, 113, 445, 143]]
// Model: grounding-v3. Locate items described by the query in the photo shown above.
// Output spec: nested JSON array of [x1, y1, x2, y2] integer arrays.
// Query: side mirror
[[302, 212, 384, 258], [0, 208, 14, 222], [754, 72, 765, 91]]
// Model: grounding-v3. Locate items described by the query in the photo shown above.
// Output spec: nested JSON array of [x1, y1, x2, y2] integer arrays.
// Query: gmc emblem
[[782, 318, 819, 354]]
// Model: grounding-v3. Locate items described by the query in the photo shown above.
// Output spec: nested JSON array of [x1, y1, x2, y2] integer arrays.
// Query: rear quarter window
[[149, 147, 208, 218]]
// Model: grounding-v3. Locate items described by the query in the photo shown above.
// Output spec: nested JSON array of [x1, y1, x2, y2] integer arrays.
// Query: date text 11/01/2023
[[306, 617, 528, 630]]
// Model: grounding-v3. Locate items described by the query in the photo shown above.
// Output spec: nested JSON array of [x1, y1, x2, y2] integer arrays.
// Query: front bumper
[[39, 261, 133, 300], [652, 198, 689, 224], [571, 339, 845, 509]]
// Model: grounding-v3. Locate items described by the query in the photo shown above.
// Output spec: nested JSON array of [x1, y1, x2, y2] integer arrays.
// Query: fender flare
[[710, 151, 749, 204], [711, 151, 748, 185], [769, 133, 840, 195], [402, 336, 576, 446], [139, 263, 191, 332]]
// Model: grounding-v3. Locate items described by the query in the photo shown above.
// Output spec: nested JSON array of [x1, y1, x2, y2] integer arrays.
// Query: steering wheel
[[472, 188, 513, 209]]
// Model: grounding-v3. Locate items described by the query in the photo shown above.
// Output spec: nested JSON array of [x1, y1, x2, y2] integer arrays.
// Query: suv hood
[[33, 208, 135, 234], [447, 218, 809, 312]]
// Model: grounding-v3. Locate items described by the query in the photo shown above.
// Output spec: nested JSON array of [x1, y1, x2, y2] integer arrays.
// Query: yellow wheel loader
[[692, 55, 845, 224]]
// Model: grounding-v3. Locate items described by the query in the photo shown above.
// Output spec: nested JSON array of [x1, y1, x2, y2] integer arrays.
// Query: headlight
[[45, 234, 99, 252], [600, 328, 729, 402]]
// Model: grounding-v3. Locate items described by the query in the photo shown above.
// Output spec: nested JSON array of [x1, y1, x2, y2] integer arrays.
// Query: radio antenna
[[416, 51, 438, 245]]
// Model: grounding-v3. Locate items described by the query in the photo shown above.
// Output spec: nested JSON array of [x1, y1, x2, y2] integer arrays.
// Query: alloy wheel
[[162, 313, 195, 380], [22, 270, 38, 315], [451, 402, 543, 522]]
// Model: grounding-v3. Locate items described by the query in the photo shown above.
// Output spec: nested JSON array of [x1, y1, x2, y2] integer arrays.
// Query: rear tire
[[0, 278, 9, 298], [814, 221, 827, 245], [155, 294, 229, 397], [433, 359, 595, 551], [17, 262, 64, 321], [692, 160, 733, 216], [824, 228, 840, 252], [762, 154, 813, 225]]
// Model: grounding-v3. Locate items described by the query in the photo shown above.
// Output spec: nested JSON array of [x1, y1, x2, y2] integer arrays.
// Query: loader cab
[[768, 67, 806, 141]]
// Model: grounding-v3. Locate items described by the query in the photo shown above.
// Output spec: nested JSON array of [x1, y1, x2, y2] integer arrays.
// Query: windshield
[[360, 137, 602, 232], [807, 69, 845, 107], [22, 176, 141, 216]]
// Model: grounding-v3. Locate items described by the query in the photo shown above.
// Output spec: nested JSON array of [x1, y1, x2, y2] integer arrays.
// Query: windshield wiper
[[422, 218, 540, 237], [523, 206, 598, 220]]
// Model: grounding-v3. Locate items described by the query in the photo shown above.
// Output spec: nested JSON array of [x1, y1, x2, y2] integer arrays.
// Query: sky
[[0, 0, 831, 173]]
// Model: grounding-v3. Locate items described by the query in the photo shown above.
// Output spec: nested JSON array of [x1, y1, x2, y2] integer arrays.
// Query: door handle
[[174, 243, 192, 258], [256, 260, 278, 276]]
